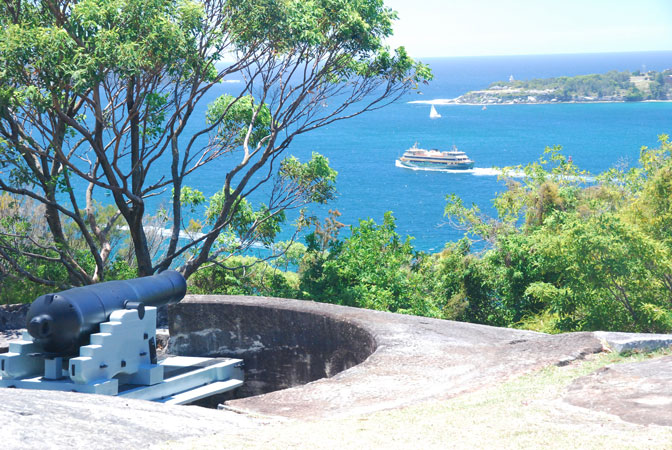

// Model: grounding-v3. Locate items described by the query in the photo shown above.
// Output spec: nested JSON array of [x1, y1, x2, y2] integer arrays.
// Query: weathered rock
[[0, 330, 24, 354], [594, 331, 672, 353], [0, 388, 261, 450], [565, 355, 672, 426], [170, 295, 605, 419], [155, 329, 170, 358], [1, 294, 670, 449]]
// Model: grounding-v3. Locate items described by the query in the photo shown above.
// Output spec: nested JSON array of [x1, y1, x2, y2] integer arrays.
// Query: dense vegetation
[[458, 69, 672, 103], [192, 136, 672, 333]]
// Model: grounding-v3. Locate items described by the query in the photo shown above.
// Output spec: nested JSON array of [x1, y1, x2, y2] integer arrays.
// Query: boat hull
[[398, 159, 474, 170]]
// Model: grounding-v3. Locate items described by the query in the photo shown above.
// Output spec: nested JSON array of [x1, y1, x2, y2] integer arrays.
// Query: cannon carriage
[[0, 271, 243, 404]]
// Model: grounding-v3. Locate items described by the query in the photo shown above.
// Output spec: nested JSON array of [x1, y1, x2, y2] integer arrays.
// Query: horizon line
[[215, 49, 672, 66], [407, 49, 672, 59]]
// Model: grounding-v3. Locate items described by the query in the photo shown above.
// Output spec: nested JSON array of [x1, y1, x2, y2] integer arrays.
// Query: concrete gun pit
[[1, 294, 672, 449]]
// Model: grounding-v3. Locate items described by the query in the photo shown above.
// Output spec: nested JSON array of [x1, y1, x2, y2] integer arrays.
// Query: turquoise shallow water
[[179, 51, 672, 252]]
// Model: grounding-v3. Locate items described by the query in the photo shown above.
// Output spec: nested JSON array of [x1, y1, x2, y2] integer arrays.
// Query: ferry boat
[[398, 144, 475, 170]]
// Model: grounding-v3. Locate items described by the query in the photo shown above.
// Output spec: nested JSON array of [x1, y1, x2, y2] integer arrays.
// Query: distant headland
[[411, 69, 672, 105]]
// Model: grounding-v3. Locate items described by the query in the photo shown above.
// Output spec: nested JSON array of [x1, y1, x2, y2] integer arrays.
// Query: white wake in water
[[395, 160, 524, 177], [118, 226, 271, 250]]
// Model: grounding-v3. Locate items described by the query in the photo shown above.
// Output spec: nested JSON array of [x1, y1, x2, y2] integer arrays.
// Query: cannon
[[0, 271, 243, 404], [26, 270, 186, 355]]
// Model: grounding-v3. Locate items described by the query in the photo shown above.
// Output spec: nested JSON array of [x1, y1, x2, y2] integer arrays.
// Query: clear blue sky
[[384, 0, 672, 57]]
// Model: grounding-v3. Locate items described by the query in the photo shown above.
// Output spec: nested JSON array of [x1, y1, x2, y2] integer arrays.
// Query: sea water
[[194, 51, 672, 252], [81, 52, 672, 253], [278, 101, 671, 252]]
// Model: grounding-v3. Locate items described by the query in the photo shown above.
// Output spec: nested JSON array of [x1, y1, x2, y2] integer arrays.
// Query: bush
[[188, 255, 299, 298], [299, 212, 444, 318]]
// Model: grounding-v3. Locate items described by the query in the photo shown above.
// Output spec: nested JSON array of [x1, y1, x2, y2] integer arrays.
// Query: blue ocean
[[174, 52, 672, 252]]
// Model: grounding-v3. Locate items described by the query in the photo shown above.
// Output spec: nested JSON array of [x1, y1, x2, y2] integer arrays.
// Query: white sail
[[429, 105, 441, 119]]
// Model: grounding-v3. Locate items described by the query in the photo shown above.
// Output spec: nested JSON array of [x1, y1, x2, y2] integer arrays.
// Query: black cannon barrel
[[25, 271, 186, 354]]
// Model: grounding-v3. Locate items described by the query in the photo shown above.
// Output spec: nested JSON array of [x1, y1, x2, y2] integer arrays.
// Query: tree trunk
[[126, 76, 154, 276]]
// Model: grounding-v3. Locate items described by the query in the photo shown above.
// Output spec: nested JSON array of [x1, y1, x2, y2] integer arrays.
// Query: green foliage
[[299, 212, 443, 318], [176, 186, 206, 213], [143, 93, 169, 139], [304, 209, 345, 252], [229, 0, 392, 53], [224, 0, 431, 85], [0, 267, 65, 305], [442, 136, 672, 333], [627, 136, 672, 250], [206, 95, 272, 148], [106, 258, 139, 281], [206, 188, 284, 248], [270, 241, 308, 272], [0, 194, 71, 303], [436, 243, 506, 325], [529, 213, 672, 332], [461, 70, 671, 103], [188, 255, 299, 298], [279, 153, 338, 204], [493, 71, 632, 97], [0, 0, 206, 93], [0, 0, 430, 287], [624, 87, 643, 102]]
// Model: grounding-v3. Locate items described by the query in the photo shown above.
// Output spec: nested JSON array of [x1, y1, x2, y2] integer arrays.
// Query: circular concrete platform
[[168, 295, 605, 419]]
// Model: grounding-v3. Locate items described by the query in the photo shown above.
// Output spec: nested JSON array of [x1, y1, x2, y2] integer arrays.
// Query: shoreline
[[408, 98, 672, 106]]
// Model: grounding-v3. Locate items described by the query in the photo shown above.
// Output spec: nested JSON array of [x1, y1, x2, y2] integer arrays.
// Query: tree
[[443, 139, 672, 332], [299, 212, 443, 317], [0, 0, 431, 288], [525, 213, 671, 332]]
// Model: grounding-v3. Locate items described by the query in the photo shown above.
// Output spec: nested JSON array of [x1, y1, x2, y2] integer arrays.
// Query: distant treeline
[[458, 69, 672, 103]]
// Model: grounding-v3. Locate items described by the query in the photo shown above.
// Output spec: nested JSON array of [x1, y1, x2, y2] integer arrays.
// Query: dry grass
[[162, 350, 672, 449], [630, 75, 653, 94]]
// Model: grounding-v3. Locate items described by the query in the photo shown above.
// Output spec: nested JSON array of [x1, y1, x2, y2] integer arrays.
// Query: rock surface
[[565, 355, 672, 426], [0, 330, 24, 354], [595, 331, 672, 353], [171, 296, 605, 419], [0, 388, 260, 450], [0, 303, 29, 332], [0, 301, 25, 353], [0, 295, 671, 449]]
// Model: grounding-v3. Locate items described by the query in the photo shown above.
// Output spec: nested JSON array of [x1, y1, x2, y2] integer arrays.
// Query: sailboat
[[429, 105, 441, 119]]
